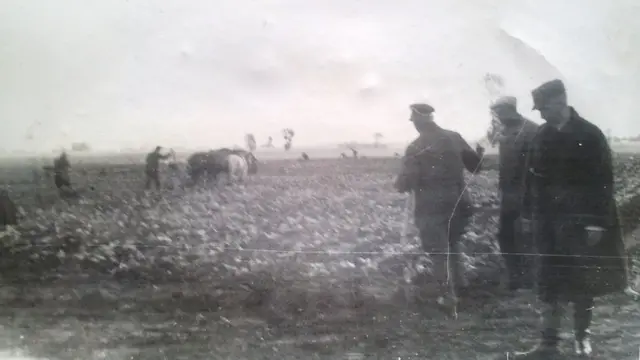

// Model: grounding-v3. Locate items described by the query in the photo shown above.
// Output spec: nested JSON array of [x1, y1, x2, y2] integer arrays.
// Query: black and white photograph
[[0, 0, 639, 359]]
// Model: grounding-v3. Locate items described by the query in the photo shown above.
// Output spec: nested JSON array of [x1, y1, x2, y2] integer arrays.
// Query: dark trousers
[[0, 196, 17, 226], [498, 209, 535, 288], [54, 173, 71, 190], [54, 173, 75, 198], [417, 212, 467, 300], [541, 295, 594, 344], [145, 171, 161, 190]]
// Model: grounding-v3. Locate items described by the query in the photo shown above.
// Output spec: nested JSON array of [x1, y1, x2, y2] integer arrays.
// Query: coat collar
[[559, 107, 583, 132], [543, 107, 582, 133]]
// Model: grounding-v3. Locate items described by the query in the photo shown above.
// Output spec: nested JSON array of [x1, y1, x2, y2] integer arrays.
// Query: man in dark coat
[[492, 96, 540, 291], [512, 80, 628, 358], [0, 190, 18, 228], [53, 152, 72, 193], [394, 103, 484, 315]]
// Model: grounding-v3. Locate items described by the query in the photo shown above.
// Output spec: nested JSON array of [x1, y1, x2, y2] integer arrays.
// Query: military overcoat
[[522, 108, 627, 302]]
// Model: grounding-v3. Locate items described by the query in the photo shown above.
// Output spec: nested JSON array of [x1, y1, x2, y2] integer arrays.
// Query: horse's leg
[[212, 171, 224, 187], [227, 170, 234, 186]]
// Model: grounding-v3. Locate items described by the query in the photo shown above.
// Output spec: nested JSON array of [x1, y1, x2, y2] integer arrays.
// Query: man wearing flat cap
[[490, 96, 539, 292], [395, 103, 485, 315], [512, 79, 628, 358]]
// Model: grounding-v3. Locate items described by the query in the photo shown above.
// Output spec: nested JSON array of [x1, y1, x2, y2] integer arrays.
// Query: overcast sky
[[1, 0, 639, 153]]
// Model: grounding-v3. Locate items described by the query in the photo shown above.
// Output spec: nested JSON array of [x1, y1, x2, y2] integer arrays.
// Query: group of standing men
[[395, 79, 629, 358]]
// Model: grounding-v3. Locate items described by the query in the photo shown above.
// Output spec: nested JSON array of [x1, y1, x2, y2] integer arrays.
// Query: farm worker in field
[[394, 103, 484, 312], [53, 151, 73, 195], [145, 146, 173, 190], [0, 190, 18, 228], [511, 79, 628, 358], [491, 96, 540, 291]]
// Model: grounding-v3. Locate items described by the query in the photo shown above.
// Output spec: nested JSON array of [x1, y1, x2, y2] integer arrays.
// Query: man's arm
[[580, 128, 616, 227], [519, 141, 534, 220], [394, 146, 420, 193], [456, 133, 483, 173], [512, 124, 539, 189]]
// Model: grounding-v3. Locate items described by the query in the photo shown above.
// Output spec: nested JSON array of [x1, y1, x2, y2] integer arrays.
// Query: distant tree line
[[610, 135, 640, 143]]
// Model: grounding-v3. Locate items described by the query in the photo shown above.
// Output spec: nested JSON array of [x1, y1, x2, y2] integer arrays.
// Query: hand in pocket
[[585, 226, 606, 246], [519, 217, 533, 233]]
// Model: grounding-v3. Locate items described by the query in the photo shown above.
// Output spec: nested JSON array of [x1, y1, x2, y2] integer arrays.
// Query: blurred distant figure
[[32, 168, 41, 186], [491, 96, 539, 291], [0, 190, 18, 228], [53, 152, 73, 196], [42, 165, 54, 180], [243, 151, 259, 175], [145, 146, 173, 190], [340, 153, 348, 159], [301, 152, 310, 161], [394, 103, 484, 316], [350, 148, 358, 158]]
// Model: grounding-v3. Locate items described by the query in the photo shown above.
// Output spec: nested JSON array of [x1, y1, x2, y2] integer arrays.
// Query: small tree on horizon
[[483, 72, 506, 148], [373, 132, 384, 147], [71, 142, 91, 152], [282, 128, 295, 151]]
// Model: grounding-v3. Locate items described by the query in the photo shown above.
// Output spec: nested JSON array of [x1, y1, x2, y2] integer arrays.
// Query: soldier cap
[[531, 79, 566, 110], [490, 96, 517, 110], [409, 103, 435, 120]]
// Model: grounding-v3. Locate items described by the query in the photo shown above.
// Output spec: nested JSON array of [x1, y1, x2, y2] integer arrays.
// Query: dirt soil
[[0, 155, 639, 359]]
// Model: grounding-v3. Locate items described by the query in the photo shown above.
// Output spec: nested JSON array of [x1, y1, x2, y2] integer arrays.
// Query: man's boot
[[512, 329, 561, 359], [512, 302, 563, 359], [434, 277, 458, 319], [574, 298, 594, 357], [436, 292, 458, 319], [574, 329, 592, 357]]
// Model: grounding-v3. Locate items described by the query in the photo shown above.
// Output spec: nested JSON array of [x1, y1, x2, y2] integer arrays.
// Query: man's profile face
[[536, 94, 567, 123], [410, 113, 433, 132]]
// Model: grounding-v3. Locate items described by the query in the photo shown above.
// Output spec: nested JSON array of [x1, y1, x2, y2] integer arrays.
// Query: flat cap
[[531, 79, 566, 110], [490, 96, 517, 109], [409, 103, 435, 117]]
